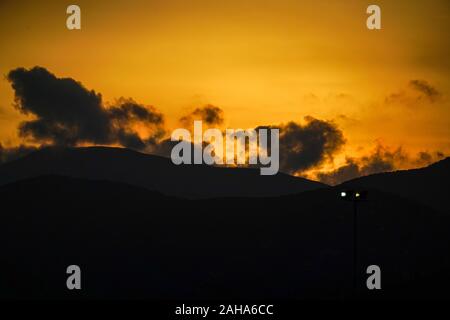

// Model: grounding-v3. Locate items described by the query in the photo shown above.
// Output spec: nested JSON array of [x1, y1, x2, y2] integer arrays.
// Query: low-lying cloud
[[317, 145, 445, 185], [262, 116, 346, 174]]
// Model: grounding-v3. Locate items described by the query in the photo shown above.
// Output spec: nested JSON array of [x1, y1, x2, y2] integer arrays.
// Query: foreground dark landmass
[[0, 147, 449, 300], [0, 174, 449, 300]]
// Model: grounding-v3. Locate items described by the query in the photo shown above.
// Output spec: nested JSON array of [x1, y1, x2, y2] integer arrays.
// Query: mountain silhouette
[[339, 157, 450, 213], [1, 148, 449, 300], [0, 174, 449, 300], [0, 146, 326, 198]]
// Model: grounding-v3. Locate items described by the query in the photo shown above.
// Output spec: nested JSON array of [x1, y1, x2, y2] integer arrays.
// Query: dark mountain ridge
[[0, 146, 448, 213], [339, 157, 450, 213], [0, 146, 326, 198]]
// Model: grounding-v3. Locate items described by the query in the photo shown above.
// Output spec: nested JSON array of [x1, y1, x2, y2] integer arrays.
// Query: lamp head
[[339, 190, 367, 201]]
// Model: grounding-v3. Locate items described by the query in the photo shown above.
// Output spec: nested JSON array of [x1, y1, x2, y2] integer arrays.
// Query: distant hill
[[1, 148, 449, 299], [339, 158, 450, 213], [0, 175, 449, 299], [0, 146, 326, 198]]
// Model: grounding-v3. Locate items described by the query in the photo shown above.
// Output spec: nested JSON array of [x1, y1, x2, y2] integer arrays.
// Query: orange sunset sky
[[0, 0, 449, 180]]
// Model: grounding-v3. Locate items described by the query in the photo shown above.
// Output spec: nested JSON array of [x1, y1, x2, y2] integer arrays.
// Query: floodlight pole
[[353, 200, 358, 297]]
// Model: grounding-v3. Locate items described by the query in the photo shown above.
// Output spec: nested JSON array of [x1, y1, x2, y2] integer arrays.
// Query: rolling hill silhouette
[[0, 146, 325, 198], [0, 175, 449, 300], [0, 147, 449, 300], [339, 157, 450, 213]]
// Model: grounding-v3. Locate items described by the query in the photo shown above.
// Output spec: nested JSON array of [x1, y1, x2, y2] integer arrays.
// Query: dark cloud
[[317, 145, 445, 185], [180, 104, 224, 126], [7, 67, 165, 149], [8, 67, 110, 145], [409, 80, 441, 102], [260, 116, 345, 174]]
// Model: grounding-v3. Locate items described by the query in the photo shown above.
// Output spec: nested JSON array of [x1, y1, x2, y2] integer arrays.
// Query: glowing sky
[[1, 0, 449, 176]]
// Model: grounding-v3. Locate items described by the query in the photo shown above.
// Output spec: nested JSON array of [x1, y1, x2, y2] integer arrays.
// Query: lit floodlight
[[341, 191, 347, 198]]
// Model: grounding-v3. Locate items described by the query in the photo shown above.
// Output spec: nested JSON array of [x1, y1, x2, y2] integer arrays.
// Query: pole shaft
[[353, 201, 358, 297]]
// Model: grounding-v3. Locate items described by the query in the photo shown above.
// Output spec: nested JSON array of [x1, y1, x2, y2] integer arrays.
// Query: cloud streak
[[385, 79, 442, 106], [409, 80, 441, 102]]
